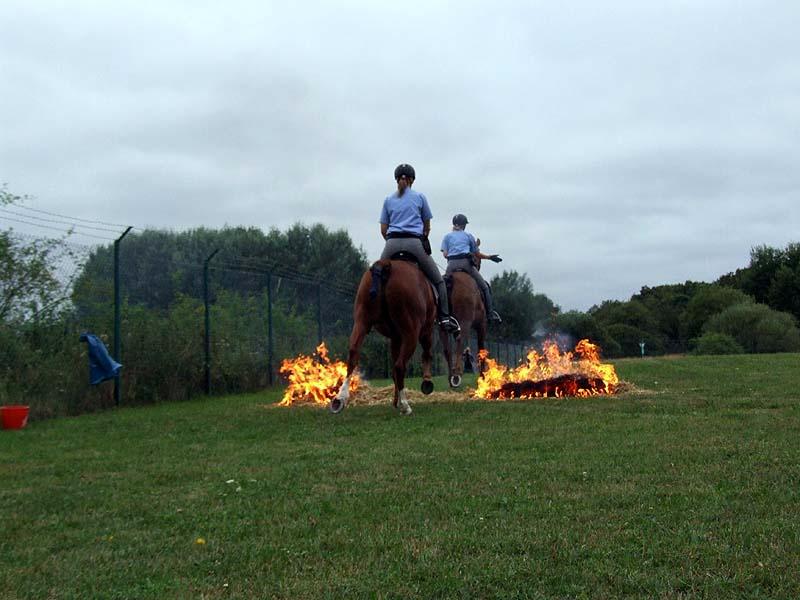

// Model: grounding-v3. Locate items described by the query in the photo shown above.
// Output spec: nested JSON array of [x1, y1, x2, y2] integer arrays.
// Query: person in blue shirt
[[379, 163, 460, 334], [440, 213, 503, 323]]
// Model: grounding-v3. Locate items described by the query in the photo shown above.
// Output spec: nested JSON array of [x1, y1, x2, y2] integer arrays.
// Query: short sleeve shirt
[[379, 189, 433, 236], [440, 230, 478, 256]]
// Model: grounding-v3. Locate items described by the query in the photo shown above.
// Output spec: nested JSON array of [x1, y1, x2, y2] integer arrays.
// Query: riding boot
[[435, 280, 461, 335], [484, 289, 502, 324]]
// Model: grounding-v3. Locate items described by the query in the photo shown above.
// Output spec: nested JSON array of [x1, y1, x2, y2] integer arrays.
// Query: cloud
[[2, 0, 800, 310]]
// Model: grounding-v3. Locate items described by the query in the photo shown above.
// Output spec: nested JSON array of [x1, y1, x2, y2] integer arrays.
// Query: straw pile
[[347, 383, 471, 407]]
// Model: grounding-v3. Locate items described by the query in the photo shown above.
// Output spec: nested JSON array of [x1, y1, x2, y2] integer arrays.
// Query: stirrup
[[438, 315, 461, 335], [489, 310, 502, 324]]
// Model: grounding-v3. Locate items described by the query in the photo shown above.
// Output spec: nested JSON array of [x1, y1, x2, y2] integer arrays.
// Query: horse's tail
[[368, 259, 391, 300]]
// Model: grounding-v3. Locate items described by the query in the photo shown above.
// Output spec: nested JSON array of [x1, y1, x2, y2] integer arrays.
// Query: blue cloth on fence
[[79, 332, 122, 385]]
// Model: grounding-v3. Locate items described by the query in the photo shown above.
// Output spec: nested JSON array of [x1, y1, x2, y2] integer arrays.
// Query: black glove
[[489, 254, 502, 263]]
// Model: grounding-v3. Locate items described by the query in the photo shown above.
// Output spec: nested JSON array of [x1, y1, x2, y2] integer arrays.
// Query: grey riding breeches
[[380, 237, 449, 315], [445, 257, 493, 312]]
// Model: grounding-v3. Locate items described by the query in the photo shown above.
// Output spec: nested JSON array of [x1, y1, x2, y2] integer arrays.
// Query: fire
[[277, 342, 360, 406], [473, 339, 618, 399]]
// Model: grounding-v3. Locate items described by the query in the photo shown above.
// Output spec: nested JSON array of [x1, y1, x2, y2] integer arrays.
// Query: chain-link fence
[[1, 231, 533, 419]]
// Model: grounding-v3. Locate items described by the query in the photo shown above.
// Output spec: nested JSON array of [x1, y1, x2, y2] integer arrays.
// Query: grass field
[[2, 354, 799, 599]]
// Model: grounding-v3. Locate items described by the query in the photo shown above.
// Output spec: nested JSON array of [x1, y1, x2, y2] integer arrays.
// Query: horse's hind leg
[[438, 328, 456, 388], [392, 335, 416, 415], [449, 329, 465, 388], [331, 321, 369, 414], [419, 328, 434, 395], [476, 320, 488, 377]]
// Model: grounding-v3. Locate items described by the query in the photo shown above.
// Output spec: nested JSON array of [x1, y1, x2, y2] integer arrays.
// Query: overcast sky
[[2, 1, 799, 310]]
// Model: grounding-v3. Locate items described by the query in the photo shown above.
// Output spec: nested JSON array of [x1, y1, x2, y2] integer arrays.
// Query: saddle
[[390, 251, 419, 265], [369, 250, 439, 305], [444, 272, 489, 315], [368, 252, 437, 303]]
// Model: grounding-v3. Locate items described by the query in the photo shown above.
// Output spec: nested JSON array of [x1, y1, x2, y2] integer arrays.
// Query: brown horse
[[331, 256, 436, 415], [441, 269, 487, 388]]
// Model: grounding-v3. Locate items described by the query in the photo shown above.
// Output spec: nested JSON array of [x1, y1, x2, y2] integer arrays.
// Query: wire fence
[[1, 228, 532, 420]]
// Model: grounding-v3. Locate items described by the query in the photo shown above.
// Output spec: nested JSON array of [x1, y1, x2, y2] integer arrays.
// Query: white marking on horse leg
[[397, 388, 412, 416], [336, 375, 351, 402], [331, 375, 350, 413]]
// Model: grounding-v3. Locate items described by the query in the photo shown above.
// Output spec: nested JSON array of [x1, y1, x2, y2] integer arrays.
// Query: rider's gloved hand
[[489, 255, 502, 263]]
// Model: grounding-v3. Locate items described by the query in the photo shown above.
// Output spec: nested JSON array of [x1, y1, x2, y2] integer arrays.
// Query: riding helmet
[[394, 163, 416, 180], [452, 214, 469, 228]]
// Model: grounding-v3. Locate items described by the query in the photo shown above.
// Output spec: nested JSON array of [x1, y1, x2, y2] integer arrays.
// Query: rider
[[440, 213, 503, 323], [379, 163, 460, 334]]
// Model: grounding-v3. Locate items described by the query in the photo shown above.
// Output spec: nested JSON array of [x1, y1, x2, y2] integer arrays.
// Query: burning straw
[[277, 343, 360, 407], [473, 339, 618, 399]]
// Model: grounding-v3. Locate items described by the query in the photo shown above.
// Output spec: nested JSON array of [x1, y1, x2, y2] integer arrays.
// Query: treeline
[[4, 181, 800, 418], [549, 243, 800, 357], [2, 191, 381, 416]]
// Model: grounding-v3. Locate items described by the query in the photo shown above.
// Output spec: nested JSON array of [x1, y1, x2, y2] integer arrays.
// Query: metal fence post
[[317, 283, 323, 344], [267, 273, 274, 385], [113, 226, 132, 407], [204, 248, 220, 395]]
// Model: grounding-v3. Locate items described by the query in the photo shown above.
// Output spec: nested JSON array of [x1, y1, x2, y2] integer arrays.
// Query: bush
[[680, 285, 753, 342], [753, 312, 800, 353], [703, 303, 800, 353], [690, 333, 744, 355]]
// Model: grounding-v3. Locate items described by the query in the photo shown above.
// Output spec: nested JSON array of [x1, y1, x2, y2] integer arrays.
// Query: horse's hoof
[[449, 374, 462, 388], [399, 403, 413, 416], [329, 397, 345, 414], [420, 380, 434, 395]]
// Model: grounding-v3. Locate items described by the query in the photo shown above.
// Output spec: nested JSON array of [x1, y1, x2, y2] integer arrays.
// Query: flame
[[277, 342, 360, 406], [473, 338, 618, 399]]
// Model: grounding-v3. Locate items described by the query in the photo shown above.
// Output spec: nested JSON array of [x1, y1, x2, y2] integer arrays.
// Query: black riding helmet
[[452, 214, 468, 228], [394, 163, 416, 180]]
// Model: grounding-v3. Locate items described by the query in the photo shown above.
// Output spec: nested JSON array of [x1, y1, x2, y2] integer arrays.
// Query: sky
[[1, 0, 799, 311]]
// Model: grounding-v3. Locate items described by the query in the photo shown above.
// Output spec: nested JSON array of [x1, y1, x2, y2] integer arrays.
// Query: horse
[[331, 255, 437, 415], [441, 268, 487, 388]]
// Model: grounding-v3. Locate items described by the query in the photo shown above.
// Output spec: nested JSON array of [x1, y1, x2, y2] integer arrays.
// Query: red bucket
[[1, 406, 30, 430]]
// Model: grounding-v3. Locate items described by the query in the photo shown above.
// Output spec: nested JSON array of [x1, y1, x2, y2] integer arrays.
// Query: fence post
[[317, 283, 323, 344], [203, 248, 220, 395], [113, 226, 132, 407], [267, 273, 274, 385]]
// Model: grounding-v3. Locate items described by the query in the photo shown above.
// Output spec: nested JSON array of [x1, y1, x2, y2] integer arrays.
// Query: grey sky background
[[2, 1, 799, 310]]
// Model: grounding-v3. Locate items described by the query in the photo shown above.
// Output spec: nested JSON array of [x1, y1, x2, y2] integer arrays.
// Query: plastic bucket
[[1, 406, 30, 430]]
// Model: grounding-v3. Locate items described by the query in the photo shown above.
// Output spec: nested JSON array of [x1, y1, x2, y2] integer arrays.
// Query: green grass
[[1, 354, 799, 599]]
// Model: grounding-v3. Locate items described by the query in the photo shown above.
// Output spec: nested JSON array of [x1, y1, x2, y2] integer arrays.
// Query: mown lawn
[[1, 354, 799, 599]]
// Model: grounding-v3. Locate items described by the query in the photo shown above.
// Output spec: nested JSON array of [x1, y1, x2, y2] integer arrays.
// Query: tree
[[605, 323, 665, 356], [717, 243, 800, 325], [744, 245, 785, 304], [551, 310, 621, 357], [1, 189, 79, 323], [632, 282, 704, 351], [489, 270, 557, 341], [680, 284, 752, 343], [72, 223, 369, 313], [767, 263, 800, 319]]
